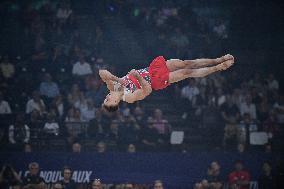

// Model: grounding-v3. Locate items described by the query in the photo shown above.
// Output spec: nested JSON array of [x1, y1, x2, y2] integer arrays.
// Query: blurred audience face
[[63, 168, 72, 180], [154, 180, 163, 189], [134, 106, 144, 116], [262, 162, 272, 173], [97, 142, 106, 153], [237, 143, 245, 153], [72, 143, 81, 153], [92, 179, 102, 189], [211, 161, 220, 171], [29, 162, 39, 175], [154, 109, 163, 120], [24, 144, 32, 153], [127, 144, 136, 153], [243, 113, 252, 123], [265, 144, 272, 153]]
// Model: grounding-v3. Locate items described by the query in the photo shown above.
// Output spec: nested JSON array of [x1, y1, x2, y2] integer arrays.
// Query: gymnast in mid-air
[[99, 54, 235, 112]]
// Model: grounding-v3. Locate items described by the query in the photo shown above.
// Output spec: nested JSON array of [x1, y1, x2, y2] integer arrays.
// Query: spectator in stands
[[56, 1, 73, 24], [257, 96, 270, 123], [24, 143, 32, 153], [22, 162, 45, 189], [85, 78, 108, 108], [59, 166, 76, 189], [221, 95, 240, 124], [43, 113, 60, 136], [216, 88, 226, 107], [264, 143, 272, 153], [72, 142, 81, 153], [127, 144, 136, 153], [154, 180, 164, 189], [39, 73, 60, 100], [140, 118, 160, 151], [65, 107, 83, 140], [258, 161, 276, 189], [181, 79, 200, 105], [97, 141, 106, 153], [237, 143, 246, 154], [0, 55, 15, 80], [263, 110, 279, 142], [228, 160, 250, 189], [207, 161, 223, 189], [91, 179, 102, 189], [273, 95, 284, 125], [267, 74, 279, 91], [151, 109, 170, 136], [133, 106, 147, 128], [0, 164, 22, 189], [51, 95, 67, 119], [107, 120, 119, 145], [80, 99, 96, 121], [26, 91, 46, 115], [238, 113, 258, 146], [65, 107, 82, 122], [240, 96, 257, 120], [194, 161, 222, 189], [231, 88, 245, 109], [29, 110, 43, 138], [118, 114, 140, 146], [0, 92, 12, 114], [221, 95, 240, 150], [8, 114, 30, 150], [72, 55, 93, 76], [88, 115, 105, 142], [67, 84, 84, 108]]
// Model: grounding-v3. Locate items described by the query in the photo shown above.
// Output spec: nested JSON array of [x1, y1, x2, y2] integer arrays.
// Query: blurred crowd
[[174, 71, 283, 152], [1, 159, 283, 189], [193, 160, 283, 189], [0, 162, 166, 189], [0, 0, 283, 154]]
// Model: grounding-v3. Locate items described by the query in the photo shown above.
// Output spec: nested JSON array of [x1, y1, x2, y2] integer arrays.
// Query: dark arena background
[[0, 0, 284, 189]]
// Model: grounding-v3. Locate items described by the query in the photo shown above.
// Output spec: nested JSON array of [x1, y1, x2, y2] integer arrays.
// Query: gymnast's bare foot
[[216, 54, 234, 64], [216, 59, 234, 71]]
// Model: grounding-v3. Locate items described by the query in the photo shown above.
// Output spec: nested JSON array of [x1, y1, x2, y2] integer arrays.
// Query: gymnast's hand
[[129, 69, 139, 77], [117, 78, 126, 86]]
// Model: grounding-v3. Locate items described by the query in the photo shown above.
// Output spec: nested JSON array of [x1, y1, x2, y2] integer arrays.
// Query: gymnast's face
[[103, 91, 121, 107]]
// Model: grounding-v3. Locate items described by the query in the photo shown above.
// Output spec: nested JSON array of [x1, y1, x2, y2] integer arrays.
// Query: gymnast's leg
[[166, 54, 234, 71], [168, 59, 234, 84]]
